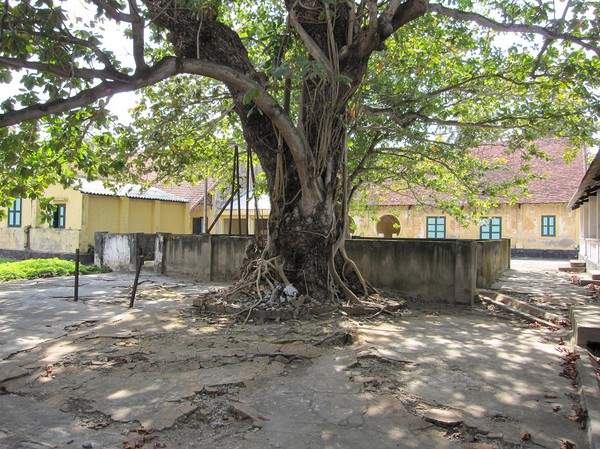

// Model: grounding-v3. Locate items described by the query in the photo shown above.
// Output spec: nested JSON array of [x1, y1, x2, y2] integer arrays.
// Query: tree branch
[[0, 56, 131, 82], [0, 58, 176, 128], [288, 7, 334, 78], [88, 0, 133, 22], [0, 57, 312, 209], [128, 0, 148, 70], [341, 0, 428, 61], [429, 3, 600, 56]]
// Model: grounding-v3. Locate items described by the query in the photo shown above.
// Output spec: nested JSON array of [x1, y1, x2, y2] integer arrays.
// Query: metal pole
[[250, 161, 260, 235], [203, 178, 208, 233], [129, 251, 144, 308], [74, 249, 80, 302], [246, 146, 250, 235]]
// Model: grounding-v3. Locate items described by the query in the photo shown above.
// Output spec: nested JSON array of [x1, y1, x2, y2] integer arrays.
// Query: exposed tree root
[[195, 239, 402, 323]]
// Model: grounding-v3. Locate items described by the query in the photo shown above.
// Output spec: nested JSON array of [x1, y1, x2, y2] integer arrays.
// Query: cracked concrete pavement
[[0, 261, 595, 449]]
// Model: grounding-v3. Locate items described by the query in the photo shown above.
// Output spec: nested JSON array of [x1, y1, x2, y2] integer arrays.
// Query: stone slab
[[576, 349, 600, 449], [571, 305, 600, 347]]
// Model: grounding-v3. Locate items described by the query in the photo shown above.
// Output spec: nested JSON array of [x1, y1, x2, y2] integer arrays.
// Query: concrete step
[[477, 289, 564, 326], [570, 305, 600, 347], [559, 266, 587, 273], [579, 277, 600, 287], [590, 270, 600, 280], [570, 259, 587, 268]]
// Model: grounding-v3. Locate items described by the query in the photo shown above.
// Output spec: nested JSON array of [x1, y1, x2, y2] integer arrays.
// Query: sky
[[1, 0, 138, 124]]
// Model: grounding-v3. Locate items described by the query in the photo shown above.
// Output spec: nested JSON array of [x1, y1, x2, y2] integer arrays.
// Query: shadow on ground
[[0, 260, 594, 449]]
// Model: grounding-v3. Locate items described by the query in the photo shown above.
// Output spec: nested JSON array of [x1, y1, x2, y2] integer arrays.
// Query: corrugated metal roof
[[78, 180, 188, 203], [569, 150, 600, 209]]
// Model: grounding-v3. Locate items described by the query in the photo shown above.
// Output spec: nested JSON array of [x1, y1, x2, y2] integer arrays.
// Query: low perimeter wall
[[95, 233, 510, 304], [159, 234, 254, 281], [347, 238, 510, 305]]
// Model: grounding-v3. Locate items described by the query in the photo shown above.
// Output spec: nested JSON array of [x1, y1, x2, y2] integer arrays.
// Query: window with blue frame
[[541, 215, 556, 237], [7, 198, 22, 228], [52, 204, 66, 229], [426, 216, 446, 239], [480, 216, 502, 239]]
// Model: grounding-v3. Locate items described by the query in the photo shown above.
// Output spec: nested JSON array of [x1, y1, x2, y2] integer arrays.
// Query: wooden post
[[74, 249, 80, 302], [129, 251, 144, 308]]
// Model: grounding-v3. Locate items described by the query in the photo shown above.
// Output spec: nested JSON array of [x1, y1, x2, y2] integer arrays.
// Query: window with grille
[[427, 216, 446, 239], [52, 204, 66, 229], [480, 216, 502, 240], [7, 198, 22, 228], [541, 215, 556, 237]]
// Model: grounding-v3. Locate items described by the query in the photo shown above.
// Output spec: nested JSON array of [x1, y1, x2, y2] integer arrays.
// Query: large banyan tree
[[0, 0, 599, 303]]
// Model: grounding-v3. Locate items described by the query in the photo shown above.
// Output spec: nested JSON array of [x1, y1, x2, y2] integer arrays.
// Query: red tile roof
[[157, 179, 218, 213], [368, 138, 587, 206]]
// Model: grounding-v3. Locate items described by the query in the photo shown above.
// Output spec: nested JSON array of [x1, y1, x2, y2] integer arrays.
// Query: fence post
[[74, 249, 80, 302], [129, 250, 144, 308]]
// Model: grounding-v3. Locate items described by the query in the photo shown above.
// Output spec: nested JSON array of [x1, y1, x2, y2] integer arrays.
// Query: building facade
[[0, 180, 189, 261], [350, 139, 586, 258]]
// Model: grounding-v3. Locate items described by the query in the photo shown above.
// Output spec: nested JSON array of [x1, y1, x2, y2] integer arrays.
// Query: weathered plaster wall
[[161, 234, 251, 280], [97, 233, 508, 305], [352, 203, 578, 253], [29, 229, 80, 254], [346, 238, 481, 305]]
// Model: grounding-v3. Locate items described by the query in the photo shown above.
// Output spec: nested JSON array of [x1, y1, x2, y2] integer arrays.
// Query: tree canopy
[[1, 0, 599, 301]]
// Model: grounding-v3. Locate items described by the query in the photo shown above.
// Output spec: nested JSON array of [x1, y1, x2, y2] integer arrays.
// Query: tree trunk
[[147, 1, 369, 303]]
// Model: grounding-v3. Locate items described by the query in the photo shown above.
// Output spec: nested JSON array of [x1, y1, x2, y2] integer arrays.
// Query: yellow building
[[351, 139, 585, 258], [0, 180, 190, 261]]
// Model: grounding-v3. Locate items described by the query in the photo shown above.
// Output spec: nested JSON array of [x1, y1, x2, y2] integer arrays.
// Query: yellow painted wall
[[351, 203, 579, 251], [0, 198, 37, 250], [1, 185, 191, 255], [218, 209, 270, 236], [128, 198, 154, 233], [159, 201, 191, 234], [83, 196, 190, 249], [84, 195, 123, 248], [190, 206, 218, 234], [0, 186, 83, 252], [43, 185, 84, 230]]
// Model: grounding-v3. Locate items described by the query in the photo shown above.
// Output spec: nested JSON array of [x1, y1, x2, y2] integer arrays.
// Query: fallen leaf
[[553, 405, 561, 412], [560, 439, 576, 449], [130, 427, 155, 435], [544, 393, 559, 398], [568, 405, 588, 429], [520, 430, 531, 443]]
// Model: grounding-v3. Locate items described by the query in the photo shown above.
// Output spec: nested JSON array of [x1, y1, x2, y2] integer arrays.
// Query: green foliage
[[346, 10, 599, 225], [0, 0, 599, 227], [0, 258, 110, 282]]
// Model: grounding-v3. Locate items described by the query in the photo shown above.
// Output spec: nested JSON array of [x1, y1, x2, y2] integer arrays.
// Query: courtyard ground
[[0, 259, 597, 449]]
